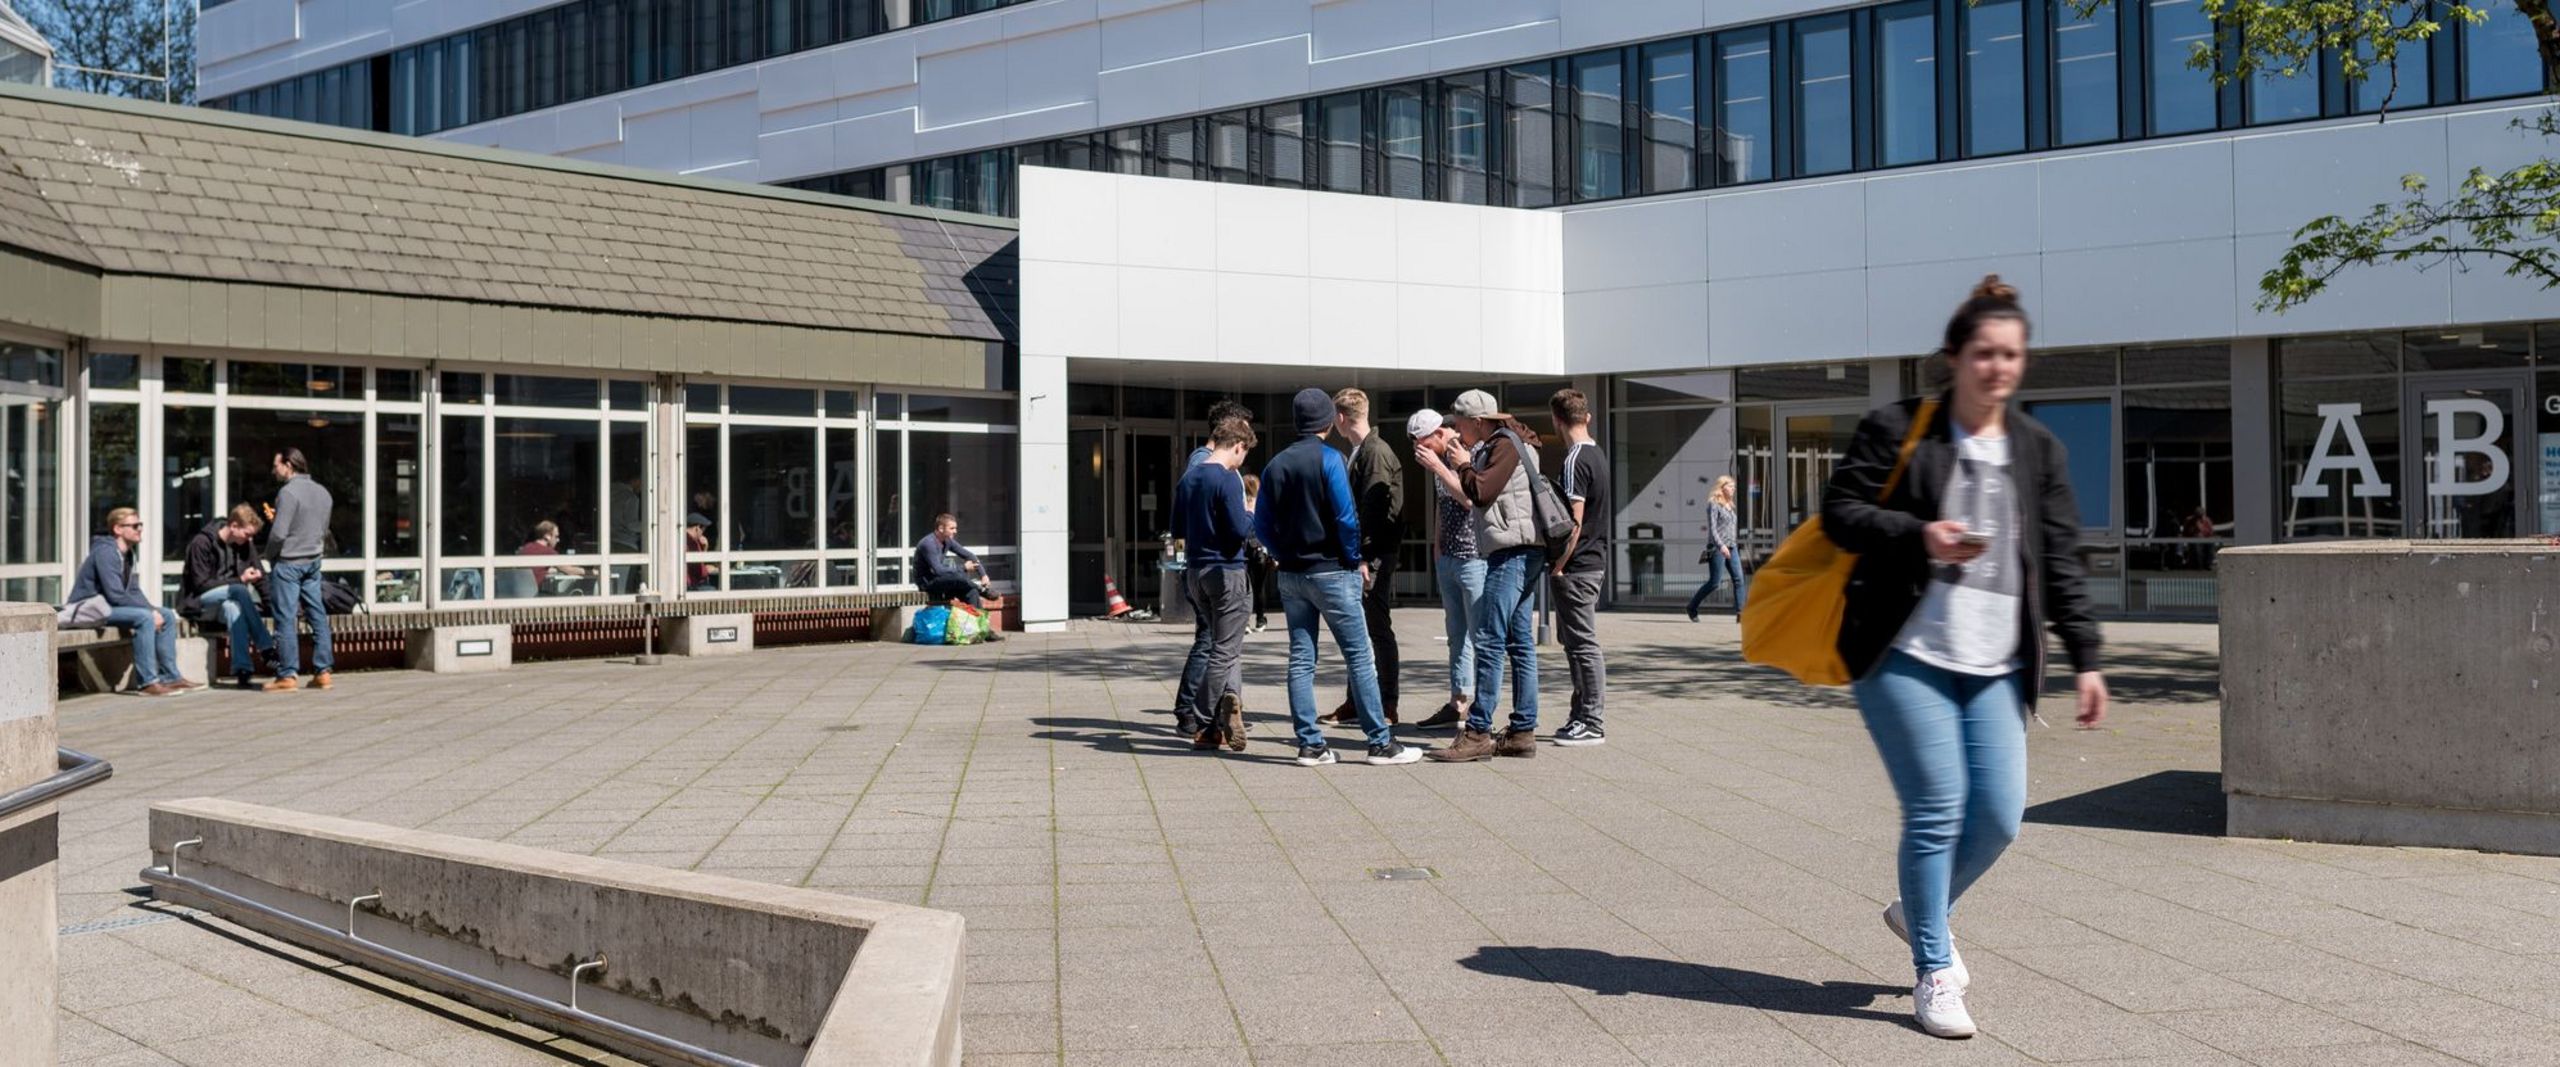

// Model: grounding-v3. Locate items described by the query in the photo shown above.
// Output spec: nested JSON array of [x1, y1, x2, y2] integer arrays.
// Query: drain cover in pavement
[[1369, 867, 1437, 881]]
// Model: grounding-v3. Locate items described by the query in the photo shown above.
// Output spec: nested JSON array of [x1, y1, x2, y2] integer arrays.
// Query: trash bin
[[1627, 522, 1664, 597]]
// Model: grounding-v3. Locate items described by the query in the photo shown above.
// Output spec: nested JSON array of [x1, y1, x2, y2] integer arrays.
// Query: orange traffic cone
[[1101, 574, 1134, 618]]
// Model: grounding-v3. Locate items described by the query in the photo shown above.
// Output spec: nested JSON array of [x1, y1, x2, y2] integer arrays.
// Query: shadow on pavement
[[2025, 769, 2227, 837], [1030, 716, 1302, 764], [1464, 945, 1910, 1026]]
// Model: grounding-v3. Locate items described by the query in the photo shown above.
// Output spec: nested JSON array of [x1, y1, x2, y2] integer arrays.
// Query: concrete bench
[[56, 625, 212, 693]]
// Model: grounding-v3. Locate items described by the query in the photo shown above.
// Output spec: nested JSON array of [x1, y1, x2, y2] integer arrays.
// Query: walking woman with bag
[[1685, 475, 1743, 621], [1820, 276, 2107, 1038]]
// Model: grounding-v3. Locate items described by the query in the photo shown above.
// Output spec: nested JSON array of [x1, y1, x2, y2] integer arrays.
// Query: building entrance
[[1733, 401, 1865, 568], [1066, 420, 1184, 615], [2403, 372, 2530, 539]]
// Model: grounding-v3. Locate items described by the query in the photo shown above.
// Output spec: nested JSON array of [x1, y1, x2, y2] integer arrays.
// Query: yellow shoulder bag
[[1738, 399, 1937, 686]]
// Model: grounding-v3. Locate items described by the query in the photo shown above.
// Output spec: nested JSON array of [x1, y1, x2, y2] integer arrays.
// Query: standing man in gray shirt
[[263, 447, 336, 691]]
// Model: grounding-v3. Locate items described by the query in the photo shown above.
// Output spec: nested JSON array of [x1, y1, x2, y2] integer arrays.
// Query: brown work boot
[[1317, 700, 1359, 726], [168, 678, 204, 691], [1219, 693, 1249, 752], [137, 682, 177, 697], [1191, 723, 1224, 751], [263, 675, 300, 692], [1495, 727, 1538, 758], [1427, 728, 1496, 763], [312, 671, 334, 690]]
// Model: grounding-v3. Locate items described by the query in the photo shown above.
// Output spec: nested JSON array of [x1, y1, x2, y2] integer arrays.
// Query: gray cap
[[1449, 389, 1500, 419], [1405, 408, 1443, 438]]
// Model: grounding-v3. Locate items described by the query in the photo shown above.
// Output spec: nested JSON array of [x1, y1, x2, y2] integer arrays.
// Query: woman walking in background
[[1685, 475, 1742, 621], [1822, 276, 2107, 1039]]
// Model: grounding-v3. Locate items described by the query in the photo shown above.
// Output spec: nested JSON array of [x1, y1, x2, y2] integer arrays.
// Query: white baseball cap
[[1406, 408, 1444, 438]]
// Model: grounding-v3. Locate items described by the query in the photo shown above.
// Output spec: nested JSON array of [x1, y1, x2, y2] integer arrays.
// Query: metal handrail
[[140, 864, 764, 1067], [0, 748, 111, 822]]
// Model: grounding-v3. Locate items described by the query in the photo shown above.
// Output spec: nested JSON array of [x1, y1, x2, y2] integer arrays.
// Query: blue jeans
[[1276, 569, 1393, 750], [1852, 650, 2028, 979], [198, 583, 273, 674], [1686, 550, 1745, 617], [1468, 547, 1541, 734], [269, 559, 334, 677], [1436, 555, 1486, 701], [103, 605, 184, 687]]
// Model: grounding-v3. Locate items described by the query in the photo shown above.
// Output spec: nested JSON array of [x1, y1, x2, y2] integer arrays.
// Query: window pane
[[906, 431, 1016, 562], [1107, 127, 1146, 175], [377, 368, 421, 402], [1154, 117, 1199, 180], [685, 423, 722, 549], [1209, 111, 1251, 182], [1795, 16, 1854, 176], [1380, 85, 1427, 199], [2052, 0, 2120, 145], [2465, 7, 2548, 99], [2279, 378, 2400, 539], [1573, 52, 1627, 200], [729, 385, 816, 417], [161, 405, 214, 564], [874, 429, 904, 557], [825, 426, 861, 550], [1639, 42, 1697, 194], [729, 424, 817, 550], [2022, 400, 2114, 529], [2125, 386, 2234, 540], [90, 353, 140, 390], [491, 373, 598, 408], [1316, 93, 1364, 193], [2121, 343, 2231, 384], [442, 371, 485, 404], [1715, 29, 1774, 183], [609, 379, 646, 410], [2404, 325, 2531, 371], [88, 402, 138, 533], [2277, 333, 2398, 378], [1259, 104, 1307, 188], [1965, 0, 2027, 155], [233, 409, 365, 555], [2351, 34, 2429, 113], [0, 395, 61, 567], [1442, 75, 1492, 204], [441, 414, 486, 555], [607, 421, 648, 555], [494, 417, 602, 569], [2148, 0, 2218, 133], [905, 394, 1014, 424], [1506, 63, 1562, 206], [1878, 3, 1938, 166], [378, 410, 423, 558], [166, 358, 216, 394], [230, 361, 362, 400], [2249, 67, 2318, 123], [0, 341, 61, 388]]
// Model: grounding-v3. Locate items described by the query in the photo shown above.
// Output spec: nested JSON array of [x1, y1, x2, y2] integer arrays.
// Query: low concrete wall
[[403, 624, 512, 673], [1, 605, 60, 1065], [146, 798, 963, 1067], [664, 613, 754, 657], [2220, 541, 2560, 855]]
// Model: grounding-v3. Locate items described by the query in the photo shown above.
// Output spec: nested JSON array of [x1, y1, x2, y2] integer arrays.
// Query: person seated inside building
[[683, 513, 719, 591], [912, 513, 1000, 639], [512, 520, 590, 596]]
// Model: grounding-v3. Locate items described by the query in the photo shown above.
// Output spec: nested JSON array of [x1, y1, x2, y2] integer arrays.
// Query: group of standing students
[[1170, 275, 2111, 1041]]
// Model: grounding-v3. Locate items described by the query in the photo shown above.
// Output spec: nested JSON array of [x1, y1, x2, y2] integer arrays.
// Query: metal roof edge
[[0, 80, 1019, 233]]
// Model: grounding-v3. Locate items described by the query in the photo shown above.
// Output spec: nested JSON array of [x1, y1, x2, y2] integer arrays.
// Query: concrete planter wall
[[2220, 541, 2560, 856]]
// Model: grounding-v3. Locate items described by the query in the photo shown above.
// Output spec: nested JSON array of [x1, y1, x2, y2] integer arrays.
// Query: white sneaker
[[1914, 968, 1976, 1039], [1883, 900, 1968, 991]]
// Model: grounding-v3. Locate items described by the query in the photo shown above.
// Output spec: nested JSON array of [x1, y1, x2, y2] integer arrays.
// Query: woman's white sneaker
[[1883, 900, 1968, 990], [1914, 968, 1976, 1039]]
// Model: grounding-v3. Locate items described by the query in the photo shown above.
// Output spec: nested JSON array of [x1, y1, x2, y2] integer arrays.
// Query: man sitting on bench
[[912, 513, 1002, 641], [72, 507, 200, 697], [182, 503, 281, 688]]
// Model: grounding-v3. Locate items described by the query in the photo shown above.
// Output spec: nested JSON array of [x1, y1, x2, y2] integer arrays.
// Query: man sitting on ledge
[[913, 513, 1002, 642]]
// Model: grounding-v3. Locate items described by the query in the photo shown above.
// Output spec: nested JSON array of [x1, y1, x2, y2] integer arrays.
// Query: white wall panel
[[1202, 0, 1312, 51], [1563, 200, 1707, 293], [1305, 278, 1401, 367], [1866, 257, 2044, 356], [1101, 1, 1206, 68], [1864, 165, 2040, 266], [1395, 284, 1486, 371], [2039, 140, 2235, 252], [1395, 201, 1484, 288], [1021, 168, 1123, 265], [1306, 195, 1401, 282], [2232, 233, 2448, 336], [1022, 259, 1123, 354], [2040, 239, 2239, 348], [1215, 273, 1313, 363], [1707, 270, 1867, 363], [1566, 284, 1709, 372], [919, 42, 1012, 129], [1118, 178, 1220, 270], [1706, 181, 1865, 280], [1095, 53, 1204, 125], [1214, 184, 1312, 275], [2232, 117, 2450, 237], [1115, 265, 1220, 359], [1558, 0, 1704, 50]]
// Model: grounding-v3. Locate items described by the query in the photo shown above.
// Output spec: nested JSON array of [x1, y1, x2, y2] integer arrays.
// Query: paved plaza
[[47, 612, 2560, 1066]]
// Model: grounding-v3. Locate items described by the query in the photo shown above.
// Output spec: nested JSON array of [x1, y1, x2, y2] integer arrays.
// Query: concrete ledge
[[661, 612, 753, 657], [145, 798, 964, 1067], [402, 624, 511, 674], [2230, 793, 2560, 857], [872, 603, 923, 643]]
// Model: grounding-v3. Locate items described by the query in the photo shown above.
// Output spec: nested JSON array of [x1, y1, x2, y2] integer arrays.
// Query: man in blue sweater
[[1171, 397, 1254, 725], [1172, 415, 1257, 752], [70, 507, 198, 696], [1255, 388, 1419, 767]]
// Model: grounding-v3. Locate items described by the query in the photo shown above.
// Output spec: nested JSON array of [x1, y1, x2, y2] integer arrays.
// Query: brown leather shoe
[[138, 682, 177, 697], [312, 671, 334, 690], [1427, 728, 1496, 763], [1219, 693, 1248, 752], [1495, 728, 1538, 758], [1317, 700, 1359, 726], [263, 675, 300, 692], [1191, 724, 1223, 751], [171, 678, 205, 691]]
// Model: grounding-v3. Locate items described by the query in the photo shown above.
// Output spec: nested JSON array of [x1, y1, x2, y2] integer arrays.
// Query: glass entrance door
[[1068, 425, 1109, 614], [1122, 429, 1179, 607], [2403, 375, 2529, 539]]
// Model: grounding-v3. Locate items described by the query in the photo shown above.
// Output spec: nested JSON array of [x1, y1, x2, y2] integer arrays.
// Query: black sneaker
[[1413, 703, 1463, 730], [1366, 742, 1422, 766], [1294, 744, 1336, 767], [1554, 720, 1607, 747], [232, 671, 256, 690]]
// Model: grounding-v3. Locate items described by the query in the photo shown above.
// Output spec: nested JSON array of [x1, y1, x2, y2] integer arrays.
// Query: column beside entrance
[[0, 603, 60, 1065], [1018, 355, 1071, 632]]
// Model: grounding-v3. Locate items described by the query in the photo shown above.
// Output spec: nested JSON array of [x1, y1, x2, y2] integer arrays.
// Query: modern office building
[[0, 1, 50, 87], [138, 1, 2560, 633]]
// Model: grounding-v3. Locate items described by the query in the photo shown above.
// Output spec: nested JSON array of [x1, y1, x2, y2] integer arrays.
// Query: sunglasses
[[116, 521, 144, 529]]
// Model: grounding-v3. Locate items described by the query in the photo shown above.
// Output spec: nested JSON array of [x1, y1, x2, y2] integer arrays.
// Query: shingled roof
[[0, 82, 1016, 344]]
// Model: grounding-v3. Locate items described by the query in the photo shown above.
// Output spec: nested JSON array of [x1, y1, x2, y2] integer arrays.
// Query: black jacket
[[180, 520, 252, 604], [1821, 395, 2102, 693]]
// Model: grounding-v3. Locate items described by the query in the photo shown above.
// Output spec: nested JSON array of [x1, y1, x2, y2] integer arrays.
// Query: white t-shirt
[[1893, 426, 2023, 676]]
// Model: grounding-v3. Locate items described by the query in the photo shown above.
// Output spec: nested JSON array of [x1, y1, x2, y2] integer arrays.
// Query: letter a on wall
[[2291, 403, 2392, 499]]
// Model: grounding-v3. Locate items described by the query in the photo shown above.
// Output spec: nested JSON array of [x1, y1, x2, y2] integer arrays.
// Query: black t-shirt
[[1562, 440, 1609, 573]]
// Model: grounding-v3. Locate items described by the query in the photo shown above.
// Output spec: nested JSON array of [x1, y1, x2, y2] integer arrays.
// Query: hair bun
[[1970, 274, 2020, 305]]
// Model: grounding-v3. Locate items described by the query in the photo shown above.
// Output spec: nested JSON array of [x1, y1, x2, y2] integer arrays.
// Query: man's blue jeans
[[269, 559, 334, 677], [1467, 547, 1542, 735], [102, 605, 184, 687], [197, 583, 273, 674], [1851, 650, 2028, 979], [1436, 555, 1486, 701], [1276, 569, 1393, 750]]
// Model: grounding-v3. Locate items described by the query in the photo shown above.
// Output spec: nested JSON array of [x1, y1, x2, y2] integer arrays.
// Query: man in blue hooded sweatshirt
[[1255, 388, 1419, 767]]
